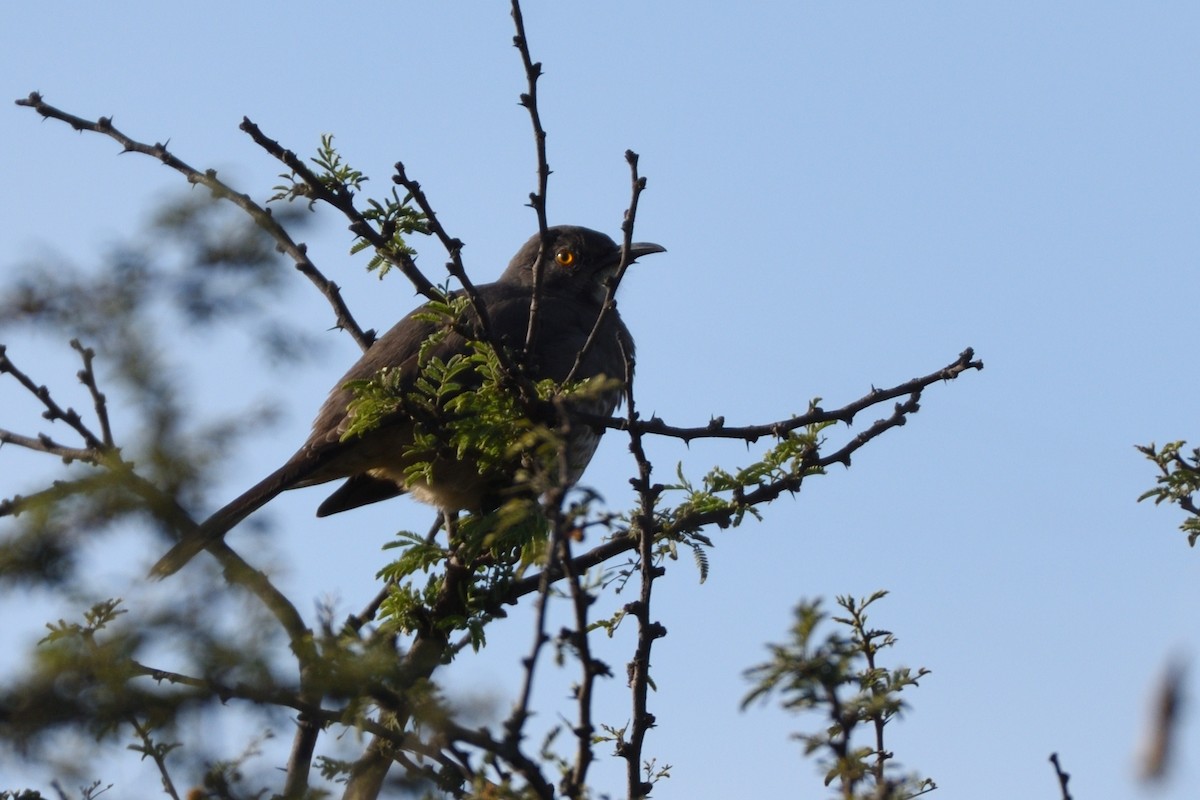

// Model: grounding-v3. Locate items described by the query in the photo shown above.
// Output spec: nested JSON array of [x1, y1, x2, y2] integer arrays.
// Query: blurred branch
[[0, 341, 110, 453], [70, 339, 114, 447], [13, 92, 373, 351], [1137, 657, 1186, 783]]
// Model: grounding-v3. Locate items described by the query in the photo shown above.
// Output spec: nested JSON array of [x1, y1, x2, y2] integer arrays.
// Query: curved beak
[[626, 242, 667, 262]]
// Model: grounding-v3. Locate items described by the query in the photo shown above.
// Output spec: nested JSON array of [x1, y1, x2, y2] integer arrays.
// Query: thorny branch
[[566, 150, 649, 386], [0, 341, 110, 454], [503, 347, 983, 605], [237, 116, 438, 318], [390, 162, 532, 402], [13, 92, 374, 352], [1049, 752, 1073, 800], [511, 0, 554, 356], [598, 347, 983, 445], [620, 330, 665, 799]]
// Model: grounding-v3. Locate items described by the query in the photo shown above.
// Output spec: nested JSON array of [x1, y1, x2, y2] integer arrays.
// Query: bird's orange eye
[[555, 248, 576, 267]]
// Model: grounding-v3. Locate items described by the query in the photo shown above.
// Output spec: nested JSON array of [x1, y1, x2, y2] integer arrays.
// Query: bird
[[150, 225, 665, 577]]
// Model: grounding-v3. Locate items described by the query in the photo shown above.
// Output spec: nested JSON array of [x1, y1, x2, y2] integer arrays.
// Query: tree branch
[[618, 335, 662, 799], [13, 93, 373, 351], [511, 0, 553, 355], [238, 116, 438, 314], [503, 347, 981, 604], [565, 150, 648, 386], [595, 347, 983, 444]]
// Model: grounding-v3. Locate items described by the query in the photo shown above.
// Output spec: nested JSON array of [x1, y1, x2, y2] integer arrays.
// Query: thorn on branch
[[1049, 752, 1073, 800]]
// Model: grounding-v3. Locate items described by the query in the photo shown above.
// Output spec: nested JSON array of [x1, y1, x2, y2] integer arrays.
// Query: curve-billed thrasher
[[151, 225, 664, 576]]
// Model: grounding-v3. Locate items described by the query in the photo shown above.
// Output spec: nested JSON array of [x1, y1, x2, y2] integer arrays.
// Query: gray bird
[[151, 226, 664, 576]]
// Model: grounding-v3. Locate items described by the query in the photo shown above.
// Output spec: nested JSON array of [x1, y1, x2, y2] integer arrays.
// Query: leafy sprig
[[270, 135, 430, 277], [1138, 441, 1200, 546], [744, 591, 935, 800]]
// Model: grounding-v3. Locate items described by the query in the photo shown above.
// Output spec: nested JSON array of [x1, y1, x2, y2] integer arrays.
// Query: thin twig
[[1048, 752, 1073, 800], [504, 513, 559, 749], [0, 428, 100, 468], [0, 341, 107, 451], [128, 718, 183, 800], [69, 339, 114, 447], [566, 150, 647, 386], [511, 0, 553, 354]]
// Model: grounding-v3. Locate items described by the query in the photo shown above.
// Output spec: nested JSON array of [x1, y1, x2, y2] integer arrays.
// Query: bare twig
[[128, 718, 183, 800], [511, 0, 553, 354], [13, 93, 373, 351], [1048, 752, 1073, 800], [503, 522, 559, 750], [0, 341, 107, 452], [565, 151, 648, 387], [69, 339, 114, 447], [0, 429, 100, 469]]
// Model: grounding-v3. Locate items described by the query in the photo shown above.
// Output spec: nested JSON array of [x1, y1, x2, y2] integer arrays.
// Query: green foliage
[[270, 135, 430, 277], [271, 133, 367, 204], [41, 598, 126, 644], [665, 420, 832, 530], [743, 591, 935, 800], [640, 417, 833, 584], [354, 186, 431, 278], [351, 298, 616, 649], [1138, 440, 1200, 546], [344, 293, 616, 512]]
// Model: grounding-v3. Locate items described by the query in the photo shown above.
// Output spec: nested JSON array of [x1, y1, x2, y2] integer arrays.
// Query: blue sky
[[3, 3, 1200, 797]]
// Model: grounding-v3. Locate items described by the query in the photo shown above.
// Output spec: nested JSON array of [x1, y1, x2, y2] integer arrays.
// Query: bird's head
[[501, 225, 665, 302]]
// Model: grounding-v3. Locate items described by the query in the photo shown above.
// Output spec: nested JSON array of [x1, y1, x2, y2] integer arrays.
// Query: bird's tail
[[149, 459, 310, 578]]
